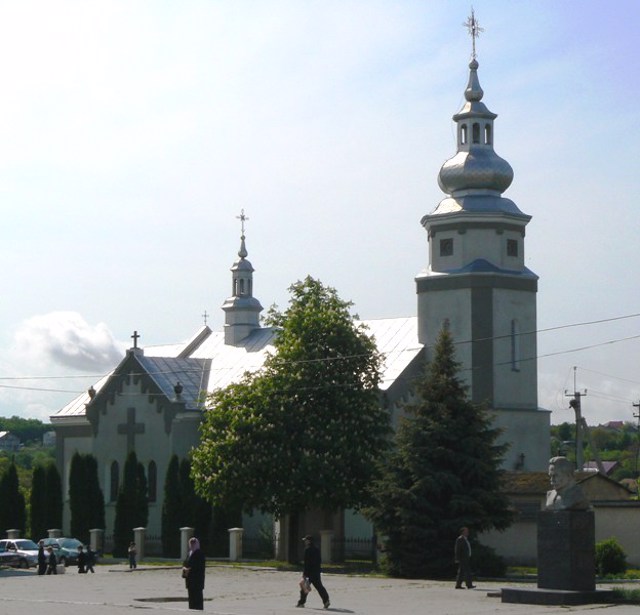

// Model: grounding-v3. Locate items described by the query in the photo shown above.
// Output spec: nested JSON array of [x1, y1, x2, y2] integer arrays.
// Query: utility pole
[[633, 401, 640, 477], [565, 366, 587, 471]]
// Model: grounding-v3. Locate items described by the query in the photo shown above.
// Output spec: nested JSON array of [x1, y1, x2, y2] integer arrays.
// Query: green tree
[[161, 455, 182, 557], [29, 464, 48, 540], [0, 461, 26, 535], [45, 463, 63, 532], [179, 458, 212, 553], [192, 276, 388, 559], [113, 451, 148, 556], [85, 455, 106, 532], [69, 452, 90, 541], [365, 327, 512, 578]]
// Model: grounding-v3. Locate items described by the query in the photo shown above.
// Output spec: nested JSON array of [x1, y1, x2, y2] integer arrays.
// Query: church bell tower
[[415, 12, 549, 471]]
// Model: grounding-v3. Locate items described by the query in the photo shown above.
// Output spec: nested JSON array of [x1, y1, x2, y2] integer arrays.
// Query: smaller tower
[[222, 210, 263, 345]]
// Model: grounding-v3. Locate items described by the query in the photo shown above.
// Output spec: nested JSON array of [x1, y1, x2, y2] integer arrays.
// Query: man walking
[[296, 534, 330, 609], [454, 527, 475, 589]]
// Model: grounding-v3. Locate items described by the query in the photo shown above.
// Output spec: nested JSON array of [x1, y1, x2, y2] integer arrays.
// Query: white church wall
[[492, 288, 537, 408], [491, 408, 550, 472]]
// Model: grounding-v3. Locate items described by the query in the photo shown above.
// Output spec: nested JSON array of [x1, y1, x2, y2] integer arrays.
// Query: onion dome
[[437, 59, 513, 197]]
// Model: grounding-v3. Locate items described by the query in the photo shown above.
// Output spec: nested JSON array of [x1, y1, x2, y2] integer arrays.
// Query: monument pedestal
[[537, 510, 595, 591], [502, 510, 613, 605]]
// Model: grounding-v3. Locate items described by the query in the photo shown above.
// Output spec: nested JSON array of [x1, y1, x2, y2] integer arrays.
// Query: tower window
[[460, 125, 467, 145], [440, 238, 453, 256], [507, 239, 518, 257], [484, 124, 492, 145], [472, 123, 480, 144]]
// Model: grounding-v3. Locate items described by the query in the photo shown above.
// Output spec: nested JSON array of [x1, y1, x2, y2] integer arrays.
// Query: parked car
[[40, 537, 85, 567], [0, 539, 39, 568]]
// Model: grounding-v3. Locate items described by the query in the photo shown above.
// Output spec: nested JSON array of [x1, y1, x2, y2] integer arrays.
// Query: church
[[51, 33, 550, 554]]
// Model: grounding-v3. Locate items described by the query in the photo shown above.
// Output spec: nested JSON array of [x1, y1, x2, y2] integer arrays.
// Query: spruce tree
[[45, 463, 63, 532], [30, 464, 48, 540], [85, 455, 106, 532], [0, 461, 26, 535], [113, 451, 148, 556], [69, 452, 90, 542], [161, 455, 182, 557], [366, 327, 512, 578]]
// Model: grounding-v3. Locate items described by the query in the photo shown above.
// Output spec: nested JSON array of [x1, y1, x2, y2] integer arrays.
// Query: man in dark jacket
[[296, 534, 330, 609], [454, 527, 475, 589], [183, 537, 206, 610], [37, 540, 47, 575]]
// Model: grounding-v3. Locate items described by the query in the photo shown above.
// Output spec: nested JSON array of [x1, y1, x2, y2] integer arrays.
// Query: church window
[[439, 238, 453, 257], [507, 239, 518, 257], [148, 461, 157, 503], [472, 123, 480, 144], [239, 279, 245, 295], [511, 319, 521, 372], [460, 124, 468, 145], [110, 461, 120, 502], [484, 124, 492, 145]]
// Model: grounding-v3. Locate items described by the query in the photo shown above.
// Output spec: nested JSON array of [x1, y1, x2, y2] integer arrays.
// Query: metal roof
[[52, 317, 422, 421]]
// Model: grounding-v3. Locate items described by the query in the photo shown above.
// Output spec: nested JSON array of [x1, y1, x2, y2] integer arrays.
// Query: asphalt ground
[[1, 563, 639, 615]]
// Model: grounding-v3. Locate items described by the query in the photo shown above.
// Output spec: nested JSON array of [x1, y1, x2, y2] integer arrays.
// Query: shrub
[[473, 543, 507, 578], [596, 537, 627, 577]]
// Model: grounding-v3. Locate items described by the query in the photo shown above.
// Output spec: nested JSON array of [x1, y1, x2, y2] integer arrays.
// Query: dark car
[[40, 537, 85, 567], [0, 539, 39, 568]]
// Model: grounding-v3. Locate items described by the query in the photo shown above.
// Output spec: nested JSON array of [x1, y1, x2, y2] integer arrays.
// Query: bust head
[[548, 456, 575, 491]]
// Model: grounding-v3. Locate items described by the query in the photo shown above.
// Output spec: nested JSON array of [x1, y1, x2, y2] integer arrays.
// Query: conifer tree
[[45, 462, 63, 532], [0, 461, 26, 535], [69, 452, 90, 541], [161, 455, 182, 557], [30, 464, 48, 540], [366, 327, 512, 578], [85, 454, 106, 532], [113, 451, 148, 556]]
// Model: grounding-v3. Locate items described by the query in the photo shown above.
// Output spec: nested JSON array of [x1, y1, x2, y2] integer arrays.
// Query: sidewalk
[[1, 563, 638, 614]]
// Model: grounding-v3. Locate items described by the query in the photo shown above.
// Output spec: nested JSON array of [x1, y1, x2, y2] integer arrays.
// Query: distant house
[[481, 471, 637, 566], [42, 431, 56, 448], [0, 431, 21, 452], [582, 460, 620, 476]]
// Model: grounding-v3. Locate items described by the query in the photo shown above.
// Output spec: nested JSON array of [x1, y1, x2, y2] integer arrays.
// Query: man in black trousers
[[297, 534, 330, 609], [454, 527, 475, 589]]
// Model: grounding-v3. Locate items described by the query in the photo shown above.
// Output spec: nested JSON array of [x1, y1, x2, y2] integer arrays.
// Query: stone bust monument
[[545, 456, 590, 511]]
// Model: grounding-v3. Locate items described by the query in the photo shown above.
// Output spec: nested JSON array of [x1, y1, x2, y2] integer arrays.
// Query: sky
[[0, 0, 639, 428]]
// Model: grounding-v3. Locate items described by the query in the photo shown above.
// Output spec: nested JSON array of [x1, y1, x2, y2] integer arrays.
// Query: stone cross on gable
[[131, 330, 140, 349], [117, 407, 145, 452]]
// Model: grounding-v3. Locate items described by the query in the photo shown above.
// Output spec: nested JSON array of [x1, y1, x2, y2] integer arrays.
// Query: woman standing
[[183, 537, 205, 610]]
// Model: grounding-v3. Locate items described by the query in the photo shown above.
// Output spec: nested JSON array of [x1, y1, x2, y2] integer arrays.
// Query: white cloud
[[13, 311, 125, 372]]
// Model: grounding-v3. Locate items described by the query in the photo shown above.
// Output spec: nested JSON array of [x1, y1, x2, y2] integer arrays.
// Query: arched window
[[148, 461, 157, 503], [460, 124, 468, 145], [484, 124, 492, 145], [472, 123, 480, 144], [239, 279, 245, 295], [110, 461, 120, 502], [511, 319, 521, 372]]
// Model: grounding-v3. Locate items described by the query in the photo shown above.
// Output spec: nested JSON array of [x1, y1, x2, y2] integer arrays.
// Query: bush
[[473, 543, 507, 578], [596, 537, 627, 576]]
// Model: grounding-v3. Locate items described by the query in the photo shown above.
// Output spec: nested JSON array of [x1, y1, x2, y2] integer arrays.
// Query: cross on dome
[[463, 8, 484, 60]]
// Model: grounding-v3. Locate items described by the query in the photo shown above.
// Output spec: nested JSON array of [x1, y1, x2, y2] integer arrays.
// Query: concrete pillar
[[228, 527, 244, 562], [47, 528, 62, 538], [6, 529, 20, 539], [180, 527, 194, 562], [320, 530, 334, 564], [89, 528, 104, 554], [133, 527, 146, 561]]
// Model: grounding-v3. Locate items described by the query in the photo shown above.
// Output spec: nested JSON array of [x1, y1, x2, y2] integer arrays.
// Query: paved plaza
[[1, 563, 638, 615]]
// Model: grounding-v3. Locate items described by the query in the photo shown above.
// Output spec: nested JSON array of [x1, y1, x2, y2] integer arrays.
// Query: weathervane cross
[[236, 209, 249, 236], [464, 8, 484, 59]]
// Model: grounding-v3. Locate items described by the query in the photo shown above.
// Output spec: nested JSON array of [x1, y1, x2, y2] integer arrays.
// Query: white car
[[0, 539, 39, 568]]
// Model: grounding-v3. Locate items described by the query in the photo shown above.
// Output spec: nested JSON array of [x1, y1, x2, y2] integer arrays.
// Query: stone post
[[180, 527, 194, 562], [228, 527, 244, 562], [6, 529, 20, 539], [89, 528, 104, 555], [47, 528, 62, 538], [133, 527, 146, 562], [320, 530, 334, 564]]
